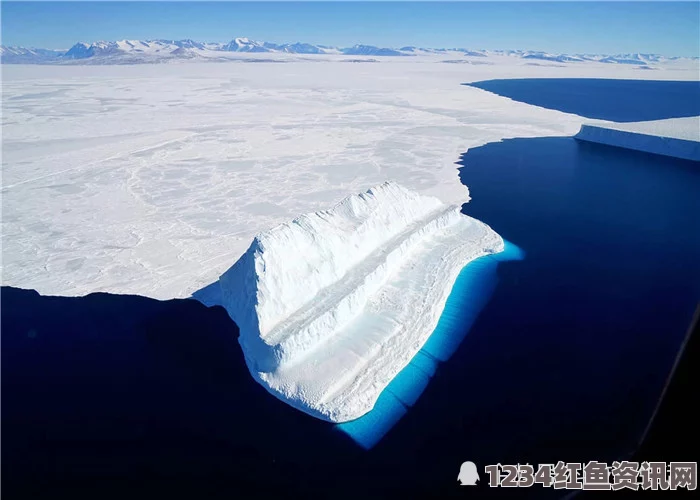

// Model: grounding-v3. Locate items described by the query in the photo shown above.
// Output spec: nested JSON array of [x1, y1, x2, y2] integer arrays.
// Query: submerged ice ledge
[[575, 116, 700, 162], [219, 181, 504, 422]]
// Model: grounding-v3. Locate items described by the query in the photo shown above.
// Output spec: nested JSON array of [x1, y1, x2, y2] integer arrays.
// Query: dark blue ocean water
[[467, 79, 700, 121], [5, 141, 697, 498], [3, 79, 700, 499]]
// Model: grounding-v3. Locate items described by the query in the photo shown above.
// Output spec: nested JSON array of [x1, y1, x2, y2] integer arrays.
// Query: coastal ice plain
[[219, 182, 503, 422], [2, 56, 698, 298]]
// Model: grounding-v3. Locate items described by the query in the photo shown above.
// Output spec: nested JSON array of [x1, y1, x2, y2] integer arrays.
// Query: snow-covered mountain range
[[1, 37, 693, 65]]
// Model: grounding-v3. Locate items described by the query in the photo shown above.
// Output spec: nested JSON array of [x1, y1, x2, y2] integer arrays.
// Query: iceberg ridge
[[219, 181, 504, 422]]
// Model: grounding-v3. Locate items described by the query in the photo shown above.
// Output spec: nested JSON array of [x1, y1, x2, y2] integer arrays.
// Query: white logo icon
[[458, 461, 480, 486]]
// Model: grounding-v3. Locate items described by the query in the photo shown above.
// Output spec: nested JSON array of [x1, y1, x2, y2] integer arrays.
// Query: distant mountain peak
[[0, 37, 692, 65]]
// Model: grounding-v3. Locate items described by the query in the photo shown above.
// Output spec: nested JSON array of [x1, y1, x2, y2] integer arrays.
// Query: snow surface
[[575, 117, 700, 161], [218, 181, 503, 422], [2, 59, 698, 298]]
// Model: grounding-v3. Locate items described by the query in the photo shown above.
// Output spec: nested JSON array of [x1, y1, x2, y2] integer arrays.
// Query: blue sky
[[2, 2, 699, 57]]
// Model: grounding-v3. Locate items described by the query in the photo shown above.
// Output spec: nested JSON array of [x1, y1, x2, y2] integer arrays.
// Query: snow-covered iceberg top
[[575, 116, 700, 162], [219, 181, 504, 422]]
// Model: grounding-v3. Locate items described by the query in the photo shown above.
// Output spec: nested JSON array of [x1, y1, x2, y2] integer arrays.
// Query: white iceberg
[[219, 181, 504, 422], [575, 116, 700, 161]]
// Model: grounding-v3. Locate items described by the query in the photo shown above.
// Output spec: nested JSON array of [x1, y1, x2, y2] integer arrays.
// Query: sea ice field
[[3, 56, 697, 300]]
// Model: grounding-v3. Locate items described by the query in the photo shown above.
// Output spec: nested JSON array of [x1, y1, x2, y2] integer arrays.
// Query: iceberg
[[219, 181, 504, 422], [575, 116, 700, 162]]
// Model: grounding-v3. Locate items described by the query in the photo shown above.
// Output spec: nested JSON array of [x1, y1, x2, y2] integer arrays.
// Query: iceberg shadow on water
[[336, 240, 524, 449]]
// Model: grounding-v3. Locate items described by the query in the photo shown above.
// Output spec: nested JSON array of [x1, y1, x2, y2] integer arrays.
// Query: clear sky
[[2, 1, 699, 57]]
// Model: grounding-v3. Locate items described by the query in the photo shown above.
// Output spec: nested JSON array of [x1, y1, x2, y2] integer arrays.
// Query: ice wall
[[575, 117, 700, 162], [219, 181, 504, 422]]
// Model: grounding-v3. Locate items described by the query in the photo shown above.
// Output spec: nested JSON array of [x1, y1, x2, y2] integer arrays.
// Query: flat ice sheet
[[2, 58, 697, 299]]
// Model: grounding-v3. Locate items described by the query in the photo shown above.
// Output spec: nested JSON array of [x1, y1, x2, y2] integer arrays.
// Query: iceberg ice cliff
[[575, 117, 700, 162], [219, 181, 504, 422]]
